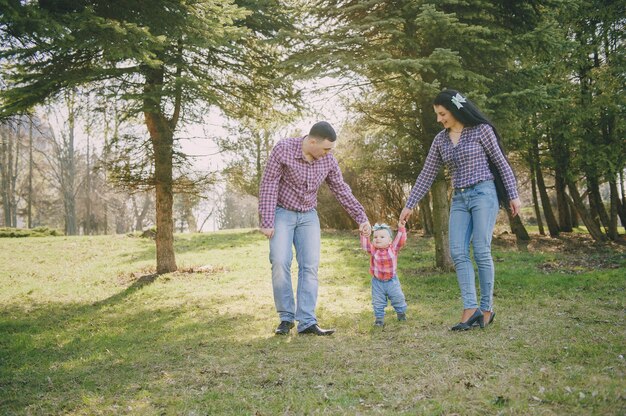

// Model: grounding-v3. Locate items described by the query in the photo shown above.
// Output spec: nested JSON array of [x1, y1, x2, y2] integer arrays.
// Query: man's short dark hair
[[309, 121, 337, 142]]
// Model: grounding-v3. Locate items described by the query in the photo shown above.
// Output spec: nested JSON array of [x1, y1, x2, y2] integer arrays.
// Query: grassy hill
[[0, 230, 624, 415]]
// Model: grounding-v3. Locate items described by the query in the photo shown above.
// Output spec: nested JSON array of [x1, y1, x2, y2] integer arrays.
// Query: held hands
[[509, 198, 522, 217], [398, 219, 406, 228], [359, 221, 372, 236], [399, 207, 413, 224]]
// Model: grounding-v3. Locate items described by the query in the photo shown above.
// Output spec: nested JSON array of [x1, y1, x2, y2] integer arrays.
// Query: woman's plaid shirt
[[360, 226, 407, 281], [406, 124, 519, 209]]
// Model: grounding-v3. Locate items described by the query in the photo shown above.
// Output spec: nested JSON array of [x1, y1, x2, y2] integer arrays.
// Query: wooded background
[[1, 0, 624, 272]]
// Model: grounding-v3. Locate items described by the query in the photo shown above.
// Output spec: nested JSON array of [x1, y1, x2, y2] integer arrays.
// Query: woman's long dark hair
[[433, 89, 493, 130], [434, 89, 513, 207]]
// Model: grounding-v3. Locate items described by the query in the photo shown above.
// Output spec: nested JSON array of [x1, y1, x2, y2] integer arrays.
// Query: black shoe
[[397, 312, 406, 321], [298, 324, 335, 336], [450, 309, 484, 331], [374, 318, 384, 327], [275, 321, 294, 335], [473, 310, 496, 327]]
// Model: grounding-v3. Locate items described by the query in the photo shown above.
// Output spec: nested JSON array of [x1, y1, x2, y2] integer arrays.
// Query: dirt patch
[[493, 232, 626, 274]]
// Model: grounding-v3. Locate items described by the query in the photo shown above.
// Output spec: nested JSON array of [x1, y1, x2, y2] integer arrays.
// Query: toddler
[[360, 221, 408, 326]]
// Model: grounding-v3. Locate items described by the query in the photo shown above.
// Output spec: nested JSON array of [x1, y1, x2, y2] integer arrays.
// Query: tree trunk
[[530, 164, 545, 235], [28, 116, 33, 228], [133, 193, 152, 231], [1, 124, 11, 226], [533, 137, 559, 237], [607, 179, 620, 239], [617, 171, 626, 229], [418, 192, 434, 237], [10, 123, 19, 228], [555, 172, 573, 232], [566, 180, 607, 241], [64, 94, 77, 236], [144, 67, 177, 274], [587, 175, 610, 230], [551, 131, 573, 232], [431, 175, 453, 271], [506, 210, 530, 241]]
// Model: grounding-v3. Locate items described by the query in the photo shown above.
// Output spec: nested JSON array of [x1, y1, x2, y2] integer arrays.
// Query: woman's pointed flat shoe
[[451, 309, 484, 331]]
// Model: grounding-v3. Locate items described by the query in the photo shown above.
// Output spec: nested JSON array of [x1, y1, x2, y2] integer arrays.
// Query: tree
[[305, 0, 542, 268], [1, 0, 299, 272]]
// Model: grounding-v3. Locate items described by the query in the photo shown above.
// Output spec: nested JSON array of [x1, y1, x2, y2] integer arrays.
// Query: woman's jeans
[[449, 180, 499, 311], [269, 207, 321, 332], [371, 276, 407, 319]]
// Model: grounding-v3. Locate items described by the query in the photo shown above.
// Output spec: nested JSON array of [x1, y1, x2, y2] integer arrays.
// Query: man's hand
[[260, 228, 274, 239], [359, 221, 371, 236], [509, 198, 522, 217], [398, 219, 406, 228], [399, 207, 413, 223]]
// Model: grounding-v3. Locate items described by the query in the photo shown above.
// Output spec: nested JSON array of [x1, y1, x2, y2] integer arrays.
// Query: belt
[[455, 180, 491, 193]]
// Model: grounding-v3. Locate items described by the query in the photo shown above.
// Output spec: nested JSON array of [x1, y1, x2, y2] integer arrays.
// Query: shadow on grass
[[119, 230, 266, 264], [0, 280, 261, 413]]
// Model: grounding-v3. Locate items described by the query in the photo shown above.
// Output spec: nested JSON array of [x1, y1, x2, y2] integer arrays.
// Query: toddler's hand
[[398, 219, 406, 228]]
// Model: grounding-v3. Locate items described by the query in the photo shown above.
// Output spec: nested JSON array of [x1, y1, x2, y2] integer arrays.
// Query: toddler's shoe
[[374, 318, 384, 327], [397, 312, 406, 321]]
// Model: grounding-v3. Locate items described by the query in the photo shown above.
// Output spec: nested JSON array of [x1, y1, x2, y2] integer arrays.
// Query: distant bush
[[126, 227, 157, 239], [0, 227, 63, 237]]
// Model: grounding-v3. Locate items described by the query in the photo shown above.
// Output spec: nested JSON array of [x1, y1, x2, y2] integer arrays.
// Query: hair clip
[[451, 93, 466, 109]]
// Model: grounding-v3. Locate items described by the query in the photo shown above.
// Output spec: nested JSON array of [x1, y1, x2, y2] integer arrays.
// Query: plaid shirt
[[258, 136, 368, 228], [406, 124, 519, 209], [360, 226, 407, 281]]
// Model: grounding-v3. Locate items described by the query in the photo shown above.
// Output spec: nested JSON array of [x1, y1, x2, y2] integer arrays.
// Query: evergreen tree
[[305, 0, 542, 267], [0, 0, 299, 272]]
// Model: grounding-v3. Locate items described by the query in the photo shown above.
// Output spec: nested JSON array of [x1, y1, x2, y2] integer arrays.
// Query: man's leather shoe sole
[[298, 324, 335, 336]]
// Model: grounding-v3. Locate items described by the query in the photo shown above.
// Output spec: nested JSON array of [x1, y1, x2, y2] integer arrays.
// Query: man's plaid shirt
[[258, 136, 367, 228], [406, 124, 518, 209], [360, 226, 407, 281]]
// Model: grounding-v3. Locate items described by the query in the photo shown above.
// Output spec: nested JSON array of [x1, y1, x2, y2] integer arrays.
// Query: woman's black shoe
[[450, 309, 484, 331], [473, 310, 496, 327]]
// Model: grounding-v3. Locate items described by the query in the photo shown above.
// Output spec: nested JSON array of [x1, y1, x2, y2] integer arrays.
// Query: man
[[259, 121, 371, 336]]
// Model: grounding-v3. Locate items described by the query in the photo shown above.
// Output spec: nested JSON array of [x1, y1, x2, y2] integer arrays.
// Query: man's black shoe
[[298, 324, 335, 336], [275, 321, 294, 335]]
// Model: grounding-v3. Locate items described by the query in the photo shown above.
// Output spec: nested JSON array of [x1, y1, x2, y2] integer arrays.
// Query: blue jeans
[[371, 276, 407, 319], [449, 180, 499, 311], [269, 207, 321, 332]]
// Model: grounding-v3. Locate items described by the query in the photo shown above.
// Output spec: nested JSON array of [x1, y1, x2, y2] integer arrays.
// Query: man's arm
[[324, 157, 369, 226], [258, 145, 283, 233]]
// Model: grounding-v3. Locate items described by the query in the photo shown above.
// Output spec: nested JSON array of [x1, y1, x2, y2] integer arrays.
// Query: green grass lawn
[[0, 230, 624, 415]]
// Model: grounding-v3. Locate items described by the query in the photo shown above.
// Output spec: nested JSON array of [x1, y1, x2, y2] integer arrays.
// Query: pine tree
[[0, 0, 299, 272]]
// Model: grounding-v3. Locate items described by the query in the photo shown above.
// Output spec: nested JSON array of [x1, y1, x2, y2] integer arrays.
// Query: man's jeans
[[449, 180, 499, 311], [371, 276, 407, 319], [270, 207, 321, 332]]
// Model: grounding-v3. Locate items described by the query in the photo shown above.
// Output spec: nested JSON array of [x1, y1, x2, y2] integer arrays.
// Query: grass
[[0, 229, 624, 415]]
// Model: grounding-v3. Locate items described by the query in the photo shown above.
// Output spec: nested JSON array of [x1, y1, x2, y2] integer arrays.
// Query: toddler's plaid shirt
[[360, 226, 407, 281]]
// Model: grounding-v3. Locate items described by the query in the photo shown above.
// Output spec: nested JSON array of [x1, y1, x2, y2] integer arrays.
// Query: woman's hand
[[359, 221, 372, 236], [509, 198, 521, 217], [399, 207, 413, 223]]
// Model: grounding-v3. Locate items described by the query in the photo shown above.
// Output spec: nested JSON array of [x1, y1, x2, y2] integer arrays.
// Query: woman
[[399, 89, 521, 330]]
